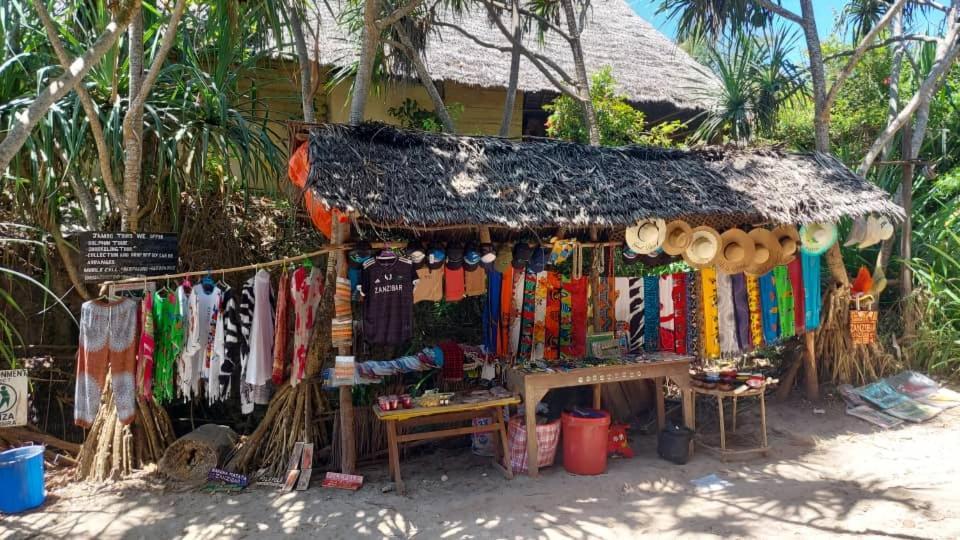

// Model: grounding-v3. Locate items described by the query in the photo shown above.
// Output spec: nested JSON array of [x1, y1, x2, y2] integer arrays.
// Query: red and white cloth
[[508, 416, 561, 474], [291, 266, 323, 386]]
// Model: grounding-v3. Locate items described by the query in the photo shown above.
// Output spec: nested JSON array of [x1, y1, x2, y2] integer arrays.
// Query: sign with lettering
[[78, 232, 178, 283], [0, 369, 28, 427], [850, 309, 878, 345]]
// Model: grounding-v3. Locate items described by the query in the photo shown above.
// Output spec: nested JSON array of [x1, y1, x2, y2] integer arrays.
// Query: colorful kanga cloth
[[672, 273, 688, 354], [290, 266, 323, 385], [773, 265, 796, 339], [700, 268, 721, 359], [517, 271, 537, 361], [801, 252, 822, 331], [730, 273, 752, 352], [531, 272, 549, 361], [716, 270, 739, 356], [622, 277, 645, 354], [746, 274, 764, 348], [758, 271, 780, 343], [686, 272, 701, 357], [483, 269, 501, 354], [75, 298, 139, 427], [659, 274, 675, 353], [498, 266, 513, 358], [272, 272, 291, 385], [788, 257, 806, 336], [152, 291, 181, 404], [509, 270, 524, 358], [561, 277, 588, 358], [138, 293, 155, 401], [559, 276, 574, 349], [594, 277, 617, 333], [643, 276, 660, 351], [544, 273, 562, 361]]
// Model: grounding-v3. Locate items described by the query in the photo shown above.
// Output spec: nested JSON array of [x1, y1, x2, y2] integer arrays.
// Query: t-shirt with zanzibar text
[[360, 255, 418, 345]]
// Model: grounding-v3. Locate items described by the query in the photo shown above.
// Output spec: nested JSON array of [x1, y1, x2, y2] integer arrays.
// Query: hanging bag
[[849, 294, 878, 345]]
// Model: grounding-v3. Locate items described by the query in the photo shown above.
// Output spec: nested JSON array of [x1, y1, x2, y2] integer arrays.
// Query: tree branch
[[822, 34, 939, 62], [387, 28, 457, 133], [756, 0, 803, 24], [482, 0, 573, 42], [824, 0, 908, 112], [0, 2, 134, 175], [375, 0, 426, 30], [35, 0, 123, 218], [287, 0, 316, 123]]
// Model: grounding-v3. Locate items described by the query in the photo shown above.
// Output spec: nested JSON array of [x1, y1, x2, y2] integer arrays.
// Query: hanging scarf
[[517, 271, 537, 361], [802, 252, 822, 331], [643, 276, 660, 351], [138, 293, 155, 401], [773, 265, 795, 339], [509, 270, 524, 358], [483, 269, 502, 355], [624, 278, 645, 353], [531, 272, 549, 361], [716, 270, 739, 356], [595, 277, 617, 333], [700, 268, 721, 359], [672, 273, 688, 354], [788, 257, 806, 336], [152, 291, 179, 404], [559, 276, 574, 350], [730, 273, 752, 352], [544, 273, 562, 361], [746, 274, 764, 348], [561, 277, 588, 358], [498, 266, 513, 358], [614, 277, 632, 327], [686, 272, 701, 357], [759, 271, 780, 343], [271, 272, 290, 385], [659, 274, 676, 352]]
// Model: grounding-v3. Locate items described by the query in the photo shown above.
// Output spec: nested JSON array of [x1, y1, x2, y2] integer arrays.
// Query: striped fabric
[[334, 277, 352, 318]]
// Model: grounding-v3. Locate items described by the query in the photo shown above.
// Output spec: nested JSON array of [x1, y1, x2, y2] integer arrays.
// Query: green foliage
[[387, 98, 464, 132], [543, 67, 681, 147]]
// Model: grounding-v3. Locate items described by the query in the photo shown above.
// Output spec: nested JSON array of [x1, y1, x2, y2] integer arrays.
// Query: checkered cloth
[[508, 416, 561, 474]]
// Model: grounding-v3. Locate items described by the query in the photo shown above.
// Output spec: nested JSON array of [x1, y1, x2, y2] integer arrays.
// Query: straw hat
[[682, 226, 721, 269], [844, 217, 867, 247], [662, 220, 693, 256], [625, 218, 666, 254], [857, 215, 895, 249], [771, 225, 800, 265], [716, 228, 756, 274], [800, 222, 838, 256], [745, 228, 781, 276]]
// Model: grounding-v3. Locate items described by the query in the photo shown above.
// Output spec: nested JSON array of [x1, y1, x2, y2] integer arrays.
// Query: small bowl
[[703, 382, 717, 390]]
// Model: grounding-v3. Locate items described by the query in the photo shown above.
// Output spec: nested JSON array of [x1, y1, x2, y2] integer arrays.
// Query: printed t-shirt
[[464, 268, 486, 297], [360, 256, 417, 345], [413, 267, 443, 303], [444, 266, 465, 302]]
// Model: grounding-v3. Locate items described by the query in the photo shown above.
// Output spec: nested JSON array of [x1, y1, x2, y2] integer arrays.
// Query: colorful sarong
[[531, 272, 548, 361], [659, 274, 675, 352], [773, 265, 795, 339], [561, 277, 588, 358], [801, 252, 822, 331], [700, 268, 720, 359], [672, 273, 687, 354], [746, 274, 764, 348], [498, 266, 513, 358], [730, 273, 752, 352], [544, 273, 562, 361], [686, 272, 700, 357], [594, 277, 617, 333], [643, 276, 660, 351], [483, 269, 501, 355], [509, 270, 524, 358], [517, 271, 537, 361], [716, 270, 739, 356], [759, 271, 780, 343], [788, 257, 805, 336]]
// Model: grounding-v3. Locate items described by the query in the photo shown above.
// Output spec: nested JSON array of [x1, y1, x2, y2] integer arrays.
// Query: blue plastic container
[[0, 445, 46, 513]]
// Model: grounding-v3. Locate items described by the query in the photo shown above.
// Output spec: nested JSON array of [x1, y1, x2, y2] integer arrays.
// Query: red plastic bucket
[[561, 409, 610, 475]]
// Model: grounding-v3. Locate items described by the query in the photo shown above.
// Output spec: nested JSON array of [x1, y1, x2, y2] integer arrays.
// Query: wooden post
[[478, 225, 492, 244], [589, 226, 600, 332], [802, 332, 819, 401], [335, 219, 357, 474]]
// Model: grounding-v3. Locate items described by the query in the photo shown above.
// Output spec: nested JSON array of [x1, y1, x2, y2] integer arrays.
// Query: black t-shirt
[[359, 255, 417, 345]]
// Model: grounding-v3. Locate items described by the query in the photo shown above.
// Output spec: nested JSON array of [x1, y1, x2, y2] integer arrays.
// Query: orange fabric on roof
[[289, 142, 335, 239]]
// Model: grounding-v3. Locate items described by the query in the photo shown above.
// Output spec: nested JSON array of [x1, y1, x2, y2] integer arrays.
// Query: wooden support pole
[[589, 226, 600, 333], [803, 332, 819, 401], [478, 225, 492, 244], [335, 219, 357, 474]]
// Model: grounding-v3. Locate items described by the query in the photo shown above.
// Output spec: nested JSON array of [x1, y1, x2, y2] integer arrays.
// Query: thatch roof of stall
[[306, 123, 903, 229], [306, 0, 718, 111]]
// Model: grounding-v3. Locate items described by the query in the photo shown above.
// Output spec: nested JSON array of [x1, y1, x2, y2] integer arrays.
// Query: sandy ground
[[3, 394, 959, 540]]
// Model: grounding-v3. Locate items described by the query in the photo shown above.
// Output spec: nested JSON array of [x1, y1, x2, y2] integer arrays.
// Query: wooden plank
[[396, 423, 501, 444], [374, 396, 520, 422]]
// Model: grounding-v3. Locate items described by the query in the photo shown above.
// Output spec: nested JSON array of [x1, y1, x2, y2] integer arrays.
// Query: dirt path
[[4, 397, 959, 539]]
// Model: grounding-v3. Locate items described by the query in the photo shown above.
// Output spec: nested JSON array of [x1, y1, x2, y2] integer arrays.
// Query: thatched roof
[[306, 123, 903, 229], [308, 0, 718, 111]]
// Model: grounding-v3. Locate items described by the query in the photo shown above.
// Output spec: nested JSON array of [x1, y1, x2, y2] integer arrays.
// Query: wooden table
[[374, 395, 521, 495], [504, 353, 695, 477], [691, 384, 769, 460]]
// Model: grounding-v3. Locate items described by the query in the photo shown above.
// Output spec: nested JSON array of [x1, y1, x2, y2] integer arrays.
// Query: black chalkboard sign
[[78, 232, 178, 283]]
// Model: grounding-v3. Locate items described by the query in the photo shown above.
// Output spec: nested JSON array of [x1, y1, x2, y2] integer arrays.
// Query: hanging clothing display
[[360, 254, 416, 345], [672, 273, 688, 354], [482, 269, 501, 355], [686, 272, 701, 357], [773, 265, 796, 339], [152, 290, 181, 405], [272, 272, 291, 385], [746, 274, 764, 349], [642, 276, 660, 352], [138, 293, 155, 401], [544, 273, 562, 361], [335, 277, 352, 318], [700, 268, 720, 358], [614, 277, 631, 326], [730, 273, 752, 352], [716, 270, 739, 356], [758, 271, 780, 343], [530, 272, 549, 361], [464, 267, 486, 297], [444, 265, 465, 302], [509, 271, 524, 358], [181, 284, 222, 400], [75, 298, 139, 427], [291, 266, 323, 385], [658, 274, 675, 352], [788, 257, 806, 336], [244, 270, 275, 413], [211, 284, 239, 402], [594, 277, 617, 333], [561, 277, 588, 358], [413, 267, 443, 303], [625, 278, 645, 354], [497, 266, 513, 359], [802, 252, 822, 331], [517, 271, 537, 361]]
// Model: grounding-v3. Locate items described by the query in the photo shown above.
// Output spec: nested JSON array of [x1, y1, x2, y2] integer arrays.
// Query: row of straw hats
[[625, 219, 838, 275]]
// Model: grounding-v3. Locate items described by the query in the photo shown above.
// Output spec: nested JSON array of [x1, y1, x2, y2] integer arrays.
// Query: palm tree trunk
[[798, 0, 830, 154], [499, 0, 522, 137], [288, 0, 316, 123], [393, 29, 455, 133], [559, 0, 599, 146], [0, 3, 135, 175], [349, 0, 381, 126], [122, 5, 144, 232]]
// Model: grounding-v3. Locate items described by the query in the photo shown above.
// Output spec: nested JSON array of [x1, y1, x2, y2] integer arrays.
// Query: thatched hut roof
[[306, 123, 903, 229], [307, 0, 717, 112]]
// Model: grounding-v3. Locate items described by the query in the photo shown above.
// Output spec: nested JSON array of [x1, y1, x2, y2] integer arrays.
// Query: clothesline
[[100, 239, 627, 287]]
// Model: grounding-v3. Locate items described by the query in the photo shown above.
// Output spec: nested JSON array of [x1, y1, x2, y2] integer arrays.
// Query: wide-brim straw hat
[[772, 225, 800, 265], [682, 226, 721, 269], [745, 228, 781, 276], [662, 220, 693, 256], [716, 228, 756, 274], [625, 218, 666, 255], [800, 222, 838, 256]]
